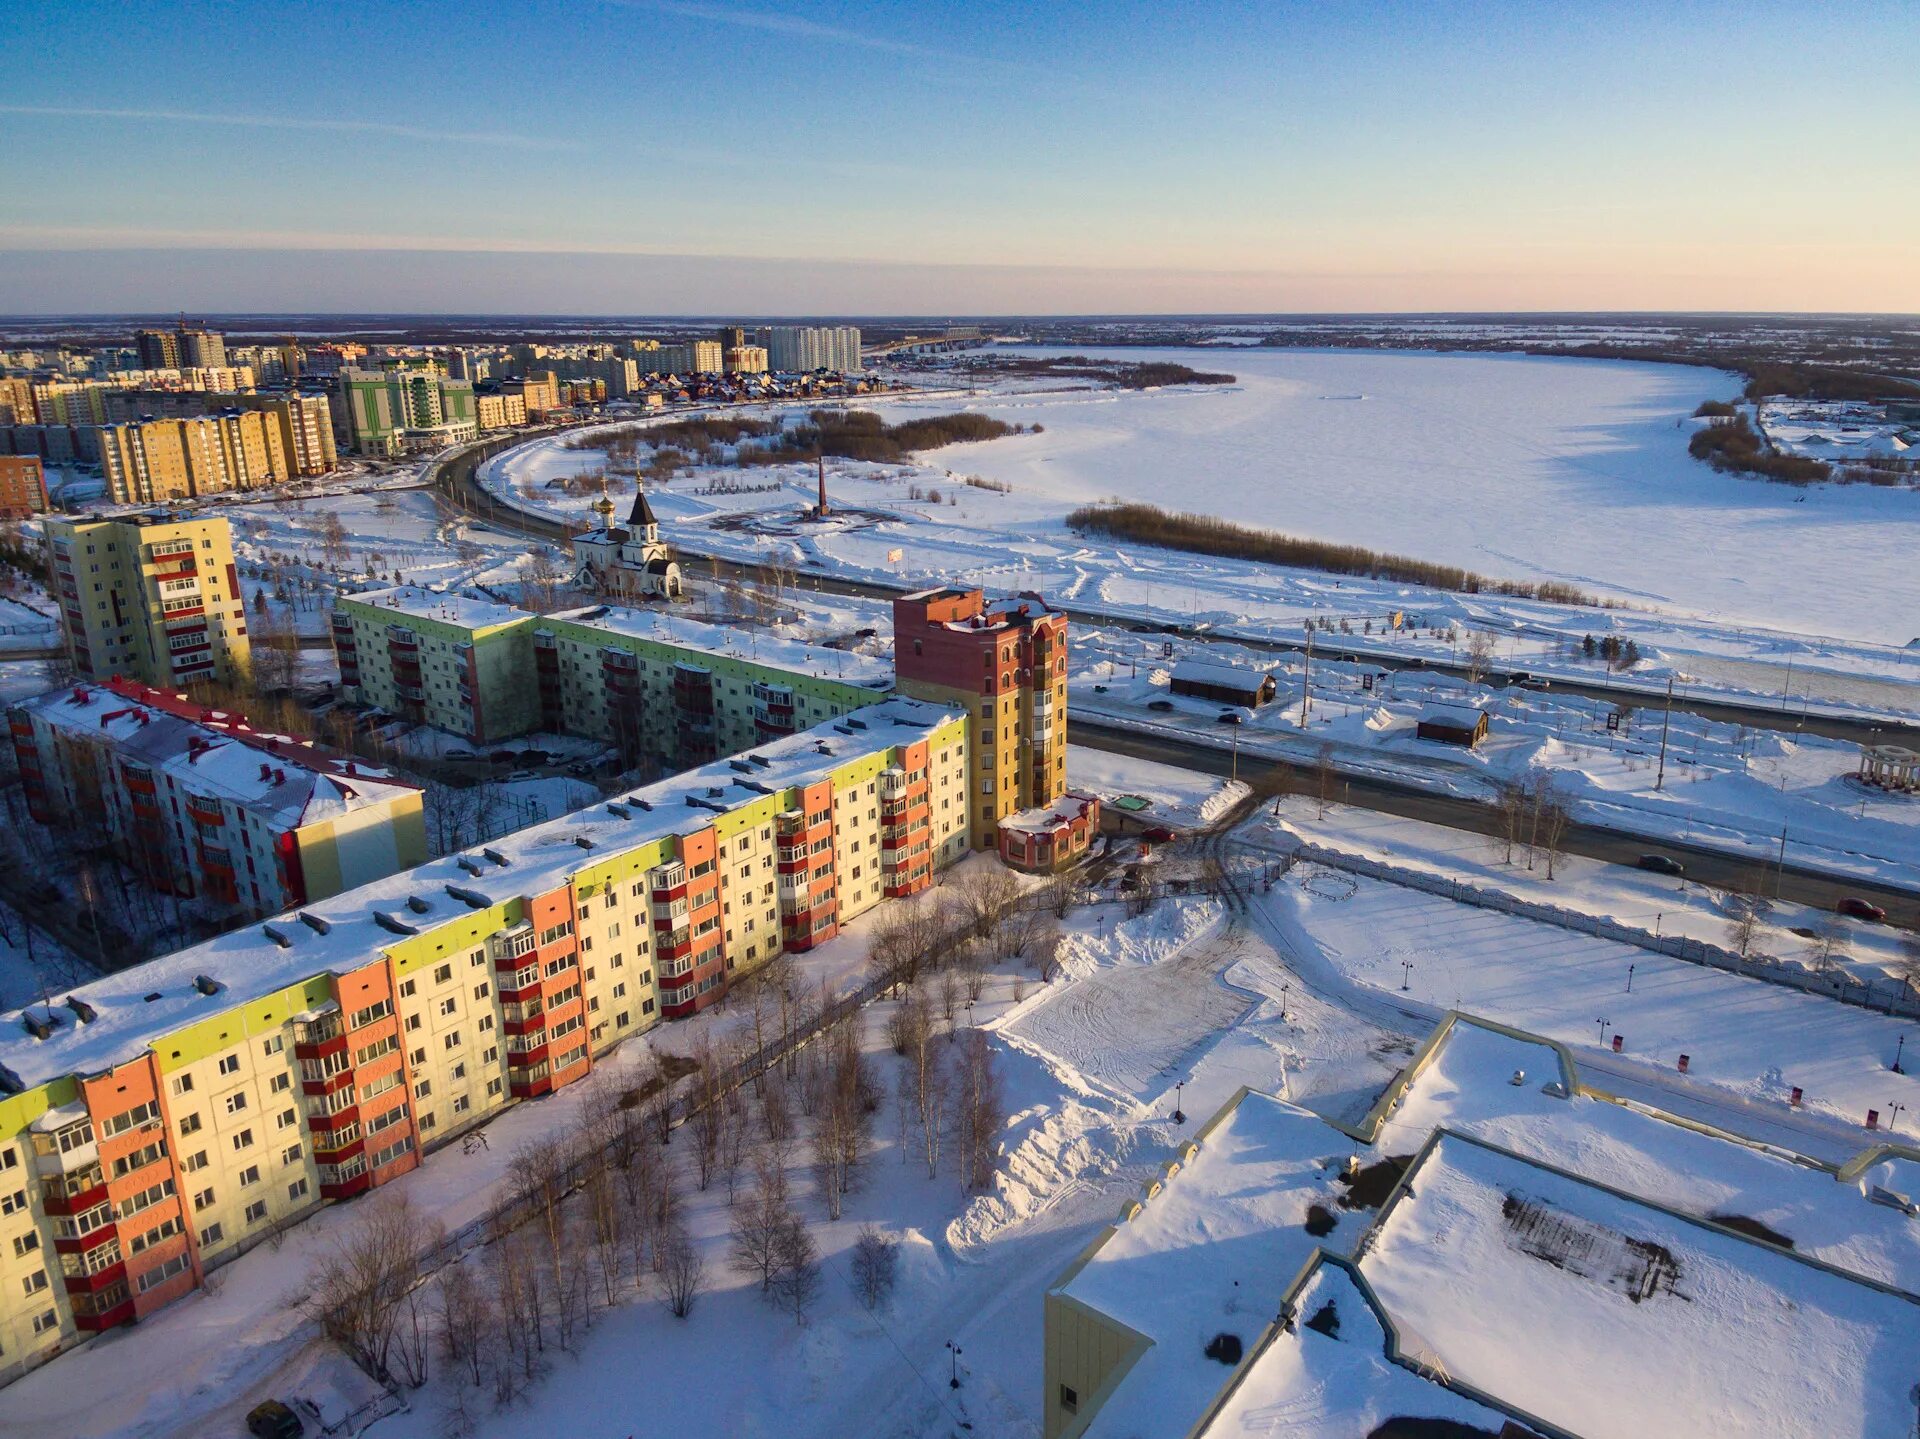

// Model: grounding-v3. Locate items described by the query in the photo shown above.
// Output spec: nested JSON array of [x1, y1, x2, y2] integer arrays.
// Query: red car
[[1836, 896, 1888, 923], [1140, 826, 1180, 843]]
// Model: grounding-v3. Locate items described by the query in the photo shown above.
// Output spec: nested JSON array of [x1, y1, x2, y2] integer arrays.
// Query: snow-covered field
[[475, 350, 1920, 715]]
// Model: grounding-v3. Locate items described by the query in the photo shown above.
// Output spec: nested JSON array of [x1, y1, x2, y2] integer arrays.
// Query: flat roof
[[1170, 657, 1274, 689], [1000, 791, 1099, 836], [341, 585, 529, 632], [545, 605, 892, 688], [1360, 1132, 1920, 1439], [0, 697, 961, 1094]]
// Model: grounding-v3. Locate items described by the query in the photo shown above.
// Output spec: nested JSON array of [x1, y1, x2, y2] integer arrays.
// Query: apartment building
[[0, 697, 966, 1382], [333, 586, 892, 760], [330, 588, 537, 743], [133, 329, 180, 370], [0, 379, 36, 425], [10, 678, 426, 919], [93, 411, 291, 504], [629, 340, 723, 376], [497, 371, 560, 418], [893, 587, 1069, 848], [767, 325, 863, 373], [473, 390, 527, 432], [226, 393, 337, 477], [723, 346, 769, 374], [45, 514, 251, 688], [338, 366, 478, 456], [0, 456, 46, 518]]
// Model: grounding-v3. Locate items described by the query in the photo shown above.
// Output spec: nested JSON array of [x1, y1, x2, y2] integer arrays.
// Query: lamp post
[[1401, 960, 1413, 991], [1596, 1016, 1610, 1046], [947, 1341, 963, 1389], [1627, 964, 1635, 993], [1173, 1081, 1186, 1126], [1281, 982, 1290, 1022], [1895, 1033, 1906, 1075], [1888, 1102, 1907, 1135]]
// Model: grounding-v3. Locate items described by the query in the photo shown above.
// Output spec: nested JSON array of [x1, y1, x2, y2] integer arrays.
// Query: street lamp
[[1888, 1102, 1907, 1135], [1400, 960, 1413, 991], [1626, 964, 1635, 993], [1596, 1016, 1611, 1045], [1281, 982, 1290, 1022], [947, 1341, 963, 1389], [1173, 1081, 1187, 1126], [1895, 1033, 1906, 1075]]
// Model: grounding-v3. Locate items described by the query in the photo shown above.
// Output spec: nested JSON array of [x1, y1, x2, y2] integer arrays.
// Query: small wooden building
[[1416, 703, 1490, 748], [1169, 657, 1278, 708]]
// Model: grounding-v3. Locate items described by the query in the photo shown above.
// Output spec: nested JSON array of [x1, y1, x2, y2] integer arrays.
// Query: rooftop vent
[[373, 912, 418, 936], [143, 992, 162, 1003], [456, 855, 485, 876], [606, 803, 630, 819], [572, 835, 595, 851], [64, 997, 97, 1025], [482, 847, 509, 867], [262, 923, 293, 949], [192, 974, 221, 996], [20, 1013, 54, 1041], [298, 911, 332, 935], [405, 895, 432, 915], [444, 884, 490, 910]]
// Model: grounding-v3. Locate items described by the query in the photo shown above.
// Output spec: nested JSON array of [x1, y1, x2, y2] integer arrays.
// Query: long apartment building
[[45, 513, 251, 688], [893, 587, 1069, 849], [337, 365, 477, 456], [92, 410, 293, 504], [331, 588, 891, 761], [767, 325, 863, 373], [10, 679, 426, 920], [0, 697, 965, 1382]]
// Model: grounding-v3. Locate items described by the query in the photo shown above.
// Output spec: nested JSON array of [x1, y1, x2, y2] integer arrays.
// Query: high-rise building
[[499, 370, 560, 417], [0, 378, 37, 425], [227, 392, 337, 477], [629, 340, 724, 376], [133, 329, 180, 369], [176, 328, 227, 369], [724, 345, 769, 374], [473, 390, 528, 431], [43, 512, 252, 687], [892, 587, 1069, 849], [92, 411, 291, 504], [10, 677, 427, 919], [0, 456, 46, 517], [768, 325, 863, 373], [717, 325, 748, 350], [339, 365, 478, 455]]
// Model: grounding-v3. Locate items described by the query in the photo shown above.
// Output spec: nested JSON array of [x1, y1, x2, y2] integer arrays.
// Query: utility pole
[[1301, 623, 1315, 724], [1654, 673, 1674, 791], [1774, 821, 1789, 899]]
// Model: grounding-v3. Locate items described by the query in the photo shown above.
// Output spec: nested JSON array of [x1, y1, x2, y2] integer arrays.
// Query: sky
[[1, 0, 1916, 315]]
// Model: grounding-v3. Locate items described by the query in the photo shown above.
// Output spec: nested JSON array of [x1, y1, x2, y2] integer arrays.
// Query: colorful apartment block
[[998, 792, 1102, 874], [332, 589, 891, 760], [0, 456, 46, 518], [9, 678, 425, 919], [0, 698, 966, 1383], [44, 513, 251, 688], [892, 587, 1070, 849], [330, 587, 539, 743]]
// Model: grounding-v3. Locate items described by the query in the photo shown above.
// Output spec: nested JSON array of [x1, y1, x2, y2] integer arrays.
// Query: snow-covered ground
[[474, 352, 1920, 717]]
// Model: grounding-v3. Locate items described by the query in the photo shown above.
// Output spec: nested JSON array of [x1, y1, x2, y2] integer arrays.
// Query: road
[[431, 431, 1917, 747], [1077, 714, 1920, 924]]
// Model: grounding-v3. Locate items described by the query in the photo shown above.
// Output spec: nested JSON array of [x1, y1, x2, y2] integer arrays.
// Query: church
[[571, 490, 684, 600]]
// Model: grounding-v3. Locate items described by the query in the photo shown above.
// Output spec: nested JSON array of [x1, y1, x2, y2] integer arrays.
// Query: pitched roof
[[627, 490, 658, 528]]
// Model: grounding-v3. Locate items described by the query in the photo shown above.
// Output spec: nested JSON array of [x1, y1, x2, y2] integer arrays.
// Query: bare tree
[[300, 1192, 443, 1387], [1496, 781, 1528, 865], [849, 1224, 899, 1311], [583, 1159, 626, 1307], [1811, 914, 1850, 976], [954, 864, 1022, 941], [659, 1226, 706, 1319], [770, 1215, 820, 1325], [253, 603, 300, 694], [951, 1028, 1004, 1192], [1727, 895, 1762, 959], [521, 544, 564, 613], [1466, 629, 1497, 685], [317, 511, 350, 570], [1898, 930, 1920, 1004], [436, 1260, 491, 1390], [730, 1155, 794, 1294], [1537, 791, 1571, 881]]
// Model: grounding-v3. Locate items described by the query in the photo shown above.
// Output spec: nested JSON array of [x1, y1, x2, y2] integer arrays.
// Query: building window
[[217, 1054, 240, 1076], [21, 1271, 46, 1296], [171, 1074, 194, 1096], [1059, 1385, 1078, 1414], [32, 1310, 58, 1336], [244, 1201, 268, 1225], [200, 1223, 224, 1247], [222, 1092, 248, 1116], [179, 1112, 202, 1135], [288, 1179, 309, 1202]]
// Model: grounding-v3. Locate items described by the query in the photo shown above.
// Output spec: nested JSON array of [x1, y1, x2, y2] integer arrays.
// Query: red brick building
[[0, 456, 46, 517]]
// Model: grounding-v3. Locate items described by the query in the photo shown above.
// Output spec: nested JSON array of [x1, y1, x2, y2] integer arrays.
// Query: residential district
[[0, 320, 1914, 1439]]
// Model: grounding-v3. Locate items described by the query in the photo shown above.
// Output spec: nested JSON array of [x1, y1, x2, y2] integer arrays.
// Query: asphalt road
[[1073, 716, 1920, 927]]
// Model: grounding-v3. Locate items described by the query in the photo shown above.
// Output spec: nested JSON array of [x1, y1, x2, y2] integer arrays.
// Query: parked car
[[444, 748, 477, 762], [506, 770, 538, 783], [567, 761, 595, 778], [246, 1401, 303, 1439], [1141, 825, 1180, 843], [1637, 854, 1686, 876], [1147, 699, 1175, 712], [1837, 896, 1889, 922], [1217, 708, 1252, 725]]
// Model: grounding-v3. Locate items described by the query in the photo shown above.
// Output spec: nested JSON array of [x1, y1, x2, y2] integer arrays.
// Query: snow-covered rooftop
[[545, 605, 892, 688], [13, 682, 418, 829], [999, 790, 1100, 836], [340, 584, 529, 632], [0, 696, 960, 1094], [1360, 1132, 1920, 1439], [1169, 656, 1275, 691]]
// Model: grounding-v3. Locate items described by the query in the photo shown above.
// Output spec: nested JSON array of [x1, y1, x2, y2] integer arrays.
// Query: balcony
[[291, 1008, 345, 1051]]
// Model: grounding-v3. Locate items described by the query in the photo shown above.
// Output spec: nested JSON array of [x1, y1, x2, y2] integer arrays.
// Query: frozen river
[[872, 348, 1920, 644]]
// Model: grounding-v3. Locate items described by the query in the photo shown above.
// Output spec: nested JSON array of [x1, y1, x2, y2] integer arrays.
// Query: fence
[[1288, 841, 1920, 1021]]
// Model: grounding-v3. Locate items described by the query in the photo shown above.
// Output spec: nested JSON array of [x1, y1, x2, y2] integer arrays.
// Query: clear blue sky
[[2, 0, 1915, 314]]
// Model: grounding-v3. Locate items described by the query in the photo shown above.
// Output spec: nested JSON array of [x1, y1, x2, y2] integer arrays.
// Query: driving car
[[1836, 896, 1888, 923], [1637, 854, 1686, 876]]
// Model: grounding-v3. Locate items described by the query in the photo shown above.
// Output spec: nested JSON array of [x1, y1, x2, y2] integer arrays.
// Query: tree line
[[1066, 502, 1600, 607]]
